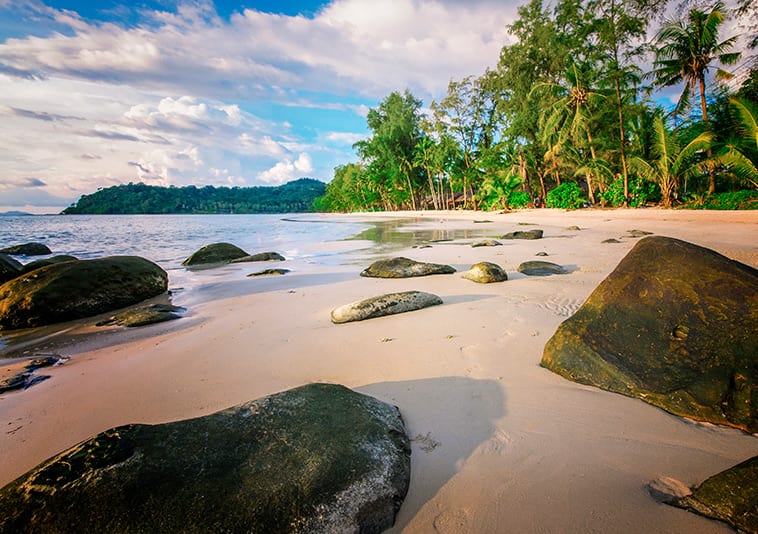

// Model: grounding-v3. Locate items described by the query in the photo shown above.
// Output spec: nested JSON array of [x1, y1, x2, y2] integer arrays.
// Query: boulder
[[463, 262, 508, 283], [182, 243, 249, 266], [360, 257, 455, 278], [0, 383, 411, 533], [21, 255, 78, 274], [96, 304, 185, 328], [0, 254, 22, 284], [0, 256, 168, 330], [501, 229, 543, 240], [670, 455, 758, 533], [541, 236, 758, 432], [517, 261, 568, 276], [471, 239, 502, 248], [231, 252, 286, 263], [247, 268, 290, 277], [331, 291, 442, 324], [0, 242, 51, 256]]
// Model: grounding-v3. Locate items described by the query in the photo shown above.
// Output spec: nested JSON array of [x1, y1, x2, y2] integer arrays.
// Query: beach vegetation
[[315, 0, 756, 213]]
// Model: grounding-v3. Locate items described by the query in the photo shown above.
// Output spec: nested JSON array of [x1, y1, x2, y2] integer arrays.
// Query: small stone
[[602, 238, 621, 244], [626, 229, 653, 238], [535, 251, 549, 257], [501, 229, 543, 240], [247, 268, 290, 277], [566, 226, 582, 231], [231, 252, 286, 263], [331, 291, 442, 323], [471, 239, 502, 248], [462, 262, 508, 283], [517, 261, 568, 276], [97, 304, 184, 328]]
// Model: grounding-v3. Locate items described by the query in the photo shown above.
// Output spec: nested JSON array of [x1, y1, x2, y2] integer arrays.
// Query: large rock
[[0, 383, 411, 533], [231, 251, 286, 263], [671, 455, 758, 533], [541, 236, 758, 432], [360, 257, 455, 278], [0, 254, 22, 284], [0, 256, 168, 330], [182, 243, 249, 266], [331, 291, 442, 323], [0, 242, 51, 256], [462, 262, 508, 283], [96, 303, 184, 328], [21, 255, 78, 274]]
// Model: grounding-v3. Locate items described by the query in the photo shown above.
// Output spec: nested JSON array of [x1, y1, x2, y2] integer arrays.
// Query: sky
[[0, 0, 519, 213]]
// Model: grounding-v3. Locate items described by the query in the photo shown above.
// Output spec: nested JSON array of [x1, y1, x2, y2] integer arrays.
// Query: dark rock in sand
[[360, 257, 455, 278], [247, 268, 290, 277], [463, 262, 508, 283], [182, 242, 248, 266], [471, 239, 502, 248], [0, 256, 168, 330], [331, 291, 442, 323], [518, 261, 568, 276], [21, 255, 78, 274], [501, 229, 543, 240], [566, 226, 582, 231], [0, 242, 51, 256], [671, 455, 758, 533], [0, 355, 66, 394], [0, 254, 22, 284], [602, 238, 621, 244], [626, 229, 653, 238], [541, 236, 758, 432], [231, 251, 286, 263], [0, 383, 411, 534], [96, 304, 185, 328], [535, 251, 549, 257]]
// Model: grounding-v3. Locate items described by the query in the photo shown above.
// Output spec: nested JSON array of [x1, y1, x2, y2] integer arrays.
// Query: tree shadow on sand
[[356, 376, 505, 531]]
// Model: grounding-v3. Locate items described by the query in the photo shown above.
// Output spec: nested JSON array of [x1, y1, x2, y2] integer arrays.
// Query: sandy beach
[[1, 208, 757, 533]]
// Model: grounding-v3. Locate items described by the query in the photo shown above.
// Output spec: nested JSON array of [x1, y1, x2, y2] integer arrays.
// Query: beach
[[1, 208, 757, 533]]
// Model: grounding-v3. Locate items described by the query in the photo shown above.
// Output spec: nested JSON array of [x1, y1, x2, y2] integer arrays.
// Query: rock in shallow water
[[182, 242, 249, 266], [541, 236, 758, 432], [0, 383, 411, 534], [96, 303, 185, 328], [671, 455, 758, 533], [231, 251, 286, 263], [0, 256, 168, 330], [0, 242, 51, 256], [462, 262, 508, 283], [0, 254, 22, 284], [360, 257, 455, 278], [331, 291, 443, 323]]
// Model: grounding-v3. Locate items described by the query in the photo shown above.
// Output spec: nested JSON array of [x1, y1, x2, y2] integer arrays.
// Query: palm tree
[[630, 116, 713, 207], [651, 0, 741, 193], [719, 98, 758, 188]]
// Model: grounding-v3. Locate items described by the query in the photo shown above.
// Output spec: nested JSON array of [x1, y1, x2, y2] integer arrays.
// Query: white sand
[[1, 208, 757, 533]]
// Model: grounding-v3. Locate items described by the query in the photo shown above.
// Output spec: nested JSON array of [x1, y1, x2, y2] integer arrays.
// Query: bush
[[507, 190, 531, 209], [546, 182, 587, 209], [682, 190, 758, 210], [599, 177, 661, 207]]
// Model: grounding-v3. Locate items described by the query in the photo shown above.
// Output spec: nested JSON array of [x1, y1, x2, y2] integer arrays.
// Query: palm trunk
[[615, 76, 630, 207], [700, 77, 716, 195], [585, 131, 598, 205]]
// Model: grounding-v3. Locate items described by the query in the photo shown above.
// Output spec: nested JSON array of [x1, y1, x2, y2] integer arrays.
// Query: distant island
[[61, 178, 326, 214], [0, 211, 33, 216]]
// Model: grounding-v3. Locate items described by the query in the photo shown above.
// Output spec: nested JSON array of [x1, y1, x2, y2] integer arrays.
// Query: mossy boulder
[[0, 254, 22, 284], [518, 261, 568, 276], [0, 383, 411, 533], [360, 257, 455, 278], [501, 229, 543, 240], [231, 252, 286, 263], [96, 304, 184, 328], [0, 242, 51, 256], [331, 291, 443, 323], [0, 256, 168, 330], [21, 255, 78, 274], [463, 262, 508, 283], [182, 243, 249, 266], [671, 455, 758, 532], [541, 236, 758, 432]]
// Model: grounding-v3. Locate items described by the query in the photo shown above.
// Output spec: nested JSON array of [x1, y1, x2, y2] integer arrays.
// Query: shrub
[[599, 177, 661, 207], [682, 190, 758, 210], [507, 190, 531, 209], [546, 182, 587, 209]]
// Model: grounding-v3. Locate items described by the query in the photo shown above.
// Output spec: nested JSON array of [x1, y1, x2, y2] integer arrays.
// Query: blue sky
[[0, 0, 518, 212]]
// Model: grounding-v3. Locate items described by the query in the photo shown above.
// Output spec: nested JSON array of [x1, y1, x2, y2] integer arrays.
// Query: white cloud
[[257, 153, 314, 184]]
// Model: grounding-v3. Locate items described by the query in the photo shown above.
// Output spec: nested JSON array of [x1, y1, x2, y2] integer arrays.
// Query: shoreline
[[1, 208, 756, 532]]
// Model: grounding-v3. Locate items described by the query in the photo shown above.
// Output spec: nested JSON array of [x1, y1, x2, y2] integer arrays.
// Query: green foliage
[[507, 190, 531, 208], [682, 190, 758, 210], [477, 172, 524, 211], [546, 182, 587, 209], [62, 178, 325, 215], [599, 177, 660, 207]]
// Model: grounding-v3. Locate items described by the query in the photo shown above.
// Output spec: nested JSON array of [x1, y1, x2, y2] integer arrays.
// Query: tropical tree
[[718, 98, 758, 188], [651, 0, 741, 193], [630, 116, 714, 207]]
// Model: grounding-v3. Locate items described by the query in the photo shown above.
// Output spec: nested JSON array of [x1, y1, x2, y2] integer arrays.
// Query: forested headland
[[315, 0, 757, 212], [62, 178, 326, 214]]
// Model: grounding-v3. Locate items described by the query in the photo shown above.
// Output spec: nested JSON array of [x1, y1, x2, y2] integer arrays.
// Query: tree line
[[62, 178, 326, 214], [315, 0, 757, 212]]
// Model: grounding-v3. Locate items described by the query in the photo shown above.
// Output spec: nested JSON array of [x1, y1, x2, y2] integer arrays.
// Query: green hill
[[62, 178, 326, 214]]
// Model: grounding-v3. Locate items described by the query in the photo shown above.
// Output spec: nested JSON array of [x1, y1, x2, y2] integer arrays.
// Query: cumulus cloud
[[257, 153, 314, 184]]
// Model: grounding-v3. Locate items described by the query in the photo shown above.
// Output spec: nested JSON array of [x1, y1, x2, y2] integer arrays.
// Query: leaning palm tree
[[719, 98, 758, 188], [651, 0, 741, 193], [630, 117, 714, 207]]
